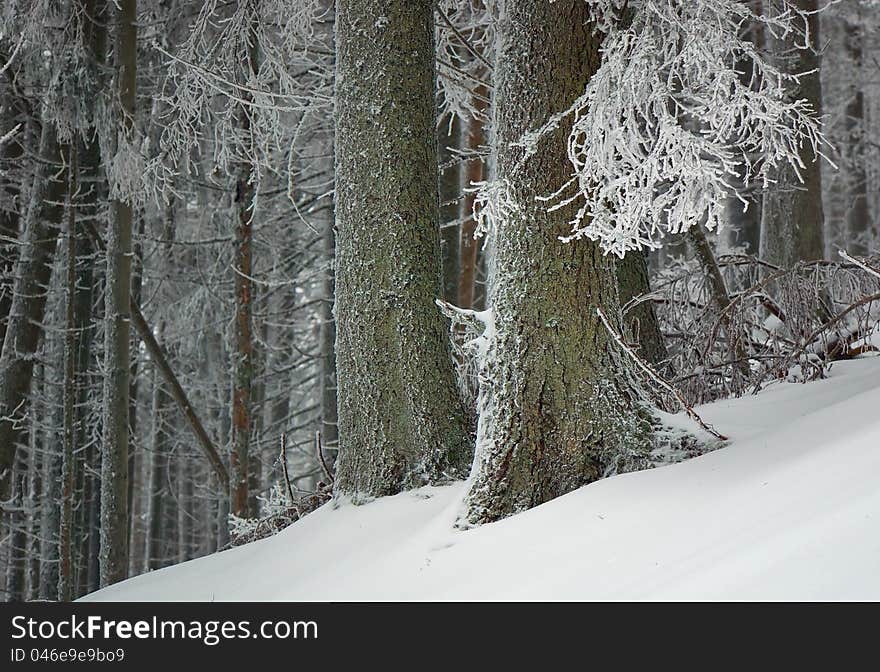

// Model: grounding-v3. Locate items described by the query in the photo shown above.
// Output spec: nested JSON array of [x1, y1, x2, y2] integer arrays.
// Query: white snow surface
[[85, 356, 880, 601]]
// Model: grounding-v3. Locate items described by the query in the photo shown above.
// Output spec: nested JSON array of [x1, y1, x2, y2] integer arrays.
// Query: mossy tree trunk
[[333, 0, 471, 499], [465, 0, 653, 524]]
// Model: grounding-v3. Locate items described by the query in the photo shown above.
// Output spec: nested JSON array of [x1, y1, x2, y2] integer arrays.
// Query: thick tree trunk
[[333, 0, 471, 498], [0, 123, 65, 501], [759, 0, 825, 266], [616, 251, 668, 370], [465, 0, 653, 524], [100, 0, 137, 588]]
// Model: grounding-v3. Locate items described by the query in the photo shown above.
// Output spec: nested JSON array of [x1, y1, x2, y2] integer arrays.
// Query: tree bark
[[333, 0, 471, 498], [759, 0, 825, 266], [100, 0, 137, 588], [465, 0, 653, 524]]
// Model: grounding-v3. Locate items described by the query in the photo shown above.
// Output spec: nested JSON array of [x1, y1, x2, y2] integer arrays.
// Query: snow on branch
[[529, 0, 831, 257]]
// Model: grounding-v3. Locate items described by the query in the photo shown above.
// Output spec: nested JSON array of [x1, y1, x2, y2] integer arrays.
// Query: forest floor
[[84, 353, 880, 601]]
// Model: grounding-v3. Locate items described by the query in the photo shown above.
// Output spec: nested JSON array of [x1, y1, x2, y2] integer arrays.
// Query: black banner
[[0, 602, 873, 667]]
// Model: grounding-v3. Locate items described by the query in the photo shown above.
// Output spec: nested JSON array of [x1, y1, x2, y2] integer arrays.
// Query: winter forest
[[2, 0, 880, 602]]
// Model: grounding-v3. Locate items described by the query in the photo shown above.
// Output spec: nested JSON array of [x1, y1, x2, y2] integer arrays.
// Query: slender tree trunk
[[146, 356, 169, 571], [333, 0, 471, 498], [465, 0, 654, 524], [58, 144, 79, 600], [0, 123, 65, 501], [759, 0, 825, 266], [4, 454, 27, 601], [458, 90, 488, 310], [230, 10, 259, 518], [439, 118, 461, 302], [25, 424, 41, 599], [843, 14, 869, 255], [127, 215, 145, 568], [100, 0, 137, 587], [0, 92, 24, 352]]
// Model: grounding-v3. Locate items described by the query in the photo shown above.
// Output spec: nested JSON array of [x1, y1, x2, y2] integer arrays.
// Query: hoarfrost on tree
[[473, 0, 831, 257]]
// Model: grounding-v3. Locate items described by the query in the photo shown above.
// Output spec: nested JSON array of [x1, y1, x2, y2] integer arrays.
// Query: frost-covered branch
[[513, 0, 832, 256]]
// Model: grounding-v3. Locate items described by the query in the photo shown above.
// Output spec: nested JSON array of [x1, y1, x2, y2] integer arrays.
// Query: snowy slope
[[84, 356, 880, 601]]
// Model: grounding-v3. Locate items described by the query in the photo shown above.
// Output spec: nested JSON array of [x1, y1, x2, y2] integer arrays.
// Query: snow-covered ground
[[84, 355, 880, 601]]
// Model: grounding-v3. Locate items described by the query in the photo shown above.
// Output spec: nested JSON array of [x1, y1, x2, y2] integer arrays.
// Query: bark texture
[[759, 0, 825, 266], [100, 0, 136, 587], [333, 0, 471, 498], [465, 0, 653, 524]]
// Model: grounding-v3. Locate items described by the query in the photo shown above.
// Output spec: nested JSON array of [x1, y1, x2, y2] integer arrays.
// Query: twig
[[280, 433, 295, 504], [315, 430, 334, 485]]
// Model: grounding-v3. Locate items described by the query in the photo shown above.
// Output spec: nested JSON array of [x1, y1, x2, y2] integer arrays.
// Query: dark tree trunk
[[616, 251, 668, 371], [100, 0, 137, 588], [0, 124, 65, 501]]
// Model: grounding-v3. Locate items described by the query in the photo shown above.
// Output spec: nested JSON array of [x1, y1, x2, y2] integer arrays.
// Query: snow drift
[[84, 356, 880, 601]]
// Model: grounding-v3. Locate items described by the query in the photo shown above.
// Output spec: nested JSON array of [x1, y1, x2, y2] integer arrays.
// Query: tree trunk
[[616, 251, 668, 370], [333, 0, 471, 498], [58, 143, 79, 601], [843, 13, 869, 255], [759, 0, 825, 266], [0, 123, 65, 502], [464, 0, 653, 524], [458, 89, 488, 310], [230, 9, 259, 519], [0, 90, 24, 352], [439, 118, 461, 302], [100, 0, 137, 587], [146, 356, 169, 571]]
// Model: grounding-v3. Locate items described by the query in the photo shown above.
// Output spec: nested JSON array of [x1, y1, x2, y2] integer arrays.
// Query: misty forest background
[[2, 0, 880, 602]]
